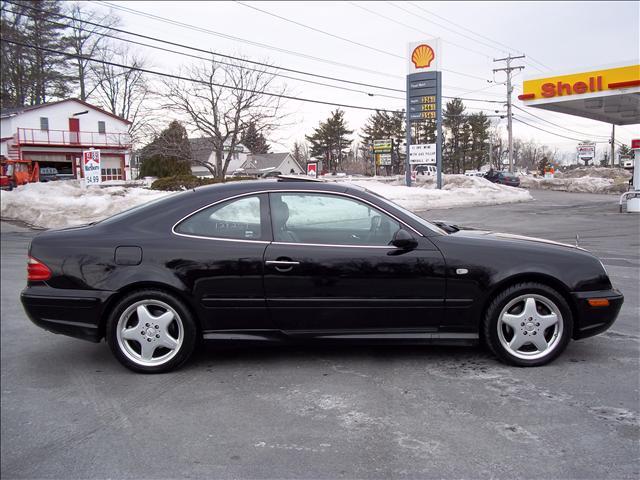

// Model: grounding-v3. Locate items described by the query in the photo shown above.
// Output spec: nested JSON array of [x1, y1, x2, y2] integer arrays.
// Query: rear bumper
[[21, 285, 114, 343], [572, 289, 624, 339]]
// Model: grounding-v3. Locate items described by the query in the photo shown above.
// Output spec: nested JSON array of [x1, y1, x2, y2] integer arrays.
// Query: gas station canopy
[[518, 63, 640, 125]]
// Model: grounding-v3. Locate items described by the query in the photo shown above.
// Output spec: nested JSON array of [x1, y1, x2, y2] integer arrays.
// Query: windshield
[[362, 188, 447, 235]]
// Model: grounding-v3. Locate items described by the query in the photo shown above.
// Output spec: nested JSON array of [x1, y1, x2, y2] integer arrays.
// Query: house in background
[[188, 138, 249, 177], [0, 99, 132, 181], [240, 152, 304, 176]]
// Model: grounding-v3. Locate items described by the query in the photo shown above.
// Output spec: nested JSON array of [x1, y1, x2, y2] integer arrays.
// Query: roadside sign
[[82, 150, 101, 185], [577, 143, 596, 161], [378, 154, 392, 166], [409, 143, 436, 164], [373, 139, 392, 153], [306, 162, 317, 177]]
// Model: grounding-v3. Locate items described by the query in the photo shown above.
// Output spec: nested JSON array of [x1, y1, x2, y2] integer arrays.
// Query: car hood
[[449, 228, 583, 251]]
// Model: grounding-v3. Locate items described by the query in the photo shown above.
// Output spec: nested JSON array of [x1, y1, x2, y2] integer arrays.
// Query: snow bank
[[350, 175, 532, 211], [1, 175, 532, 230], [0, 181, 172, 229], [519, 175, 629, 194]]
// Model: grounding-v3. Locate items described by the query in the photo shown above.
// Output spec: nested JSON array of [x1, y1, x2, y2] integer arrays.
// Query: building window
[[98, 121, 106, 134], [101, 167, 123, 181], [40, 117, 49, 131]]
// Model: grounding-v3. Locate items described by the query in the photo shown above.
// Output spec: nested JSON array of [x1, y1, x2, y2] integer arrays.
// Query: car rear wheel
[[483, 282, 573, 366], [106, 290, 197, 373]]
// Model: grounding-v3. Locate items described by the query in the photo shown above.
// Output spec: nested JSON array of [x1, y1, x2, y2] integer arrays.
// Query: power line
[[2, 1, 507, 105], [513, 117, 612, 143], [235, 1, 401, 59], [347, 1, 494, 60], [1, 38, 405, 114], [406, 1, 552, 72], [99, 0, 492, 83], [0, 5, 407, 102], [512, 105, 611, 140]]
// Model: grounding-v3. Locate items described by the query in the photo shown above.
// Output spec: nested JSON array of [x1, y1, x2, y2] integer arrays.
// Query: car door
[[171, 193, 272, 331], [263, 191, 446, 333]]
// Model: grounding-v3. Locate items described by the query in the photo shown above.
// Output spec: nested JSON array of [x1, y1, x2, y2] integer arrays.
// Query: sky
[[93, 0, 639, 160]]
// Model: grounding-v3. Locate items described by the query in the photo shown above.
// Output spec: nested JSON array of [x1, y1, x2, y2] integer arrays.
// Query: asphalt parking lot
[[1, 189, 638, 479]]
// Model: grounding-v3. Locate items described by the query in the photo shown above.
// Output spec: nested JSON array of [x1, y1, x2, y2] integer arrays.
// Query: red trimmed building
[[1, 99, 132, 181]]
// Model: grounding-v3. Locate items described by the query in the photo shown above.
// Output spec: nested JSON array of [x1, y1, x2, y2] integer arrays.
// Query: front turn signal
[[587, 298, 610, 307]]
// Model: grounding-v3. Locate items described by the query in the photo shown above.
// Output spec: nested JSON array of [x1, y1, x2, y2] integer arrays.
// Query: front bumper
[[571, 289, 624, 339], [21, 285, 114, 343]]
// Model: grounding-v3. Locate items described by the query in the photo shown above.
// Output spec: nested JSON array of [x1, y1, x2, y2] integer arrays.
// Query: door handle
[[265, 259, 300, 273], [265, 260, 301, 266]]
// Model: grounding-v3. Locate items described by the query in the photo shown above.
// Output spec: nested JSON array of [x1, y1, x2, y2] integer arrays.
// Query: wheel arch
[[478, 272, 578, 340], [98, 281, 200, 340]]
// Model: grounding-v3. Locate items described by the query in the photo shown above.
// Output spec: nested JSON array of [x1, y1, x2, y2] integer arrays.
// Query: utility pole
[[493, 54, 525, 173], [610, 124, 616, 167]]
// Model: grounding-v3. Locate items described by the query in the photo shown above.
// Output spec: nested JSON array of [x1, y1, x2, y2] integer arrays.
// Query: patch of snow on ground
[[349, 175, 532, 211], [0, 180, 172, 229]]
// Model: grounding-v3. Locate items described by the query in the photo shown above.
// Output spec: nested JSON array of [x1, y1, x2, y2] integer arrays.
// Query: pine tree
[[139, 121, 193, 177], [467, 112, 491, 170], [443, 98, 467, 173], [1, 0, 72, 107], [306, 109, 353, 173], [241, 121, 270, 154]]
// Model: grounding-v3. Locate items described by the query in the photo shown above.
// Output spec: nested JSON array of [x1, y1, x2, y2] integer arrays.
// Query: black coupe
[[21, 177, 623, 372]]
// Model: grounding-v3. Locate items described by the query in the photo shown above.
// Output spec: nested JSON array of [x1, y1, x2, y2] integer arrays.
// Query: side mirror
[[391, 229, 418, 250]]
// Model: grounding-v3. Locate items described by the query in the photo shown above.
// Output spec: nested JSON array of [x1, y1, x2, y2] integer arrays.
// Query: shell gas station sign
[[518, 63, 639, 125]]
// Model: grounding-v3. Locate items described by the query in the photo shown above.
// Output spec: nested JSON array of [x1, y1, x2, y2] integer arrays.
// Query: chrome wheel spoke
[[538, 312, 559, 331], [159, 332, 179, 350], [509, 331, 528, 351], [154, 311, 175, 330], [140, 339, 157, 360], [523, 297, 538, 318], [122, 326, 141, 341], [501, 312, 523, 329], [530, 332, 549, 352]]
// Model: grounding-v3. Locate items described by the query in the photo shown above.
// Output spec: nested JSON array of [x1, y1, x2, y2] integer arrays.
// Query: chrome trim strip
[[265, 260, 301, 265], [171, 188, 424, 243], [272, 241, 397, 249]]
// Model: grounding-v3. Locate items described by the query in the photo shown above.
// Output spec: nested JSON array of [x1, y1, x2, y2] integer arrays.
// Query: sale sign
[[307, 162, 317, 177], [83, 150, 102, 185]]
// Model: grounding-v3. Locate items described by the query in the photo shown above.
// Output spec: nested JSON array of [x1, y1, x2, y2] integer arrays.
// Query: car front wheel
[[483, 282, 573, 366], [106, 290, 197, 373]]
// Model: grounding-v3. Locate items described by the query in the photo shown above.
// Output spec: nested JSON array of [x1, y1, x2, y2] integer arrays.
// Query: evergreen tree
[[240, 121, 270, 154], [467, 112, 491, 170], [1, 0, 71, 107], [306, 109, 353, 173], [442, 98, 467, 173], [139, 121, 192, 178]]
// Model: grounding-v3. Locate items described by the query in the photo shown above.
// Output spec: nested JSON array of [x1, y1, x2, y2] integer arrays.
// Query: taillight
[[27, 256, 52, 282]]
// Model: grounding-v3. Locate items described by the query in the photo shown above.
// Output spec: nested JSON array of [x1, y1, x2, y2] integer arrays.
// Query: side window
[[40, 117, 49, 131], [176, 195, 263, 240], [98, 121, 106, 134], [271, 193, 401, 246]]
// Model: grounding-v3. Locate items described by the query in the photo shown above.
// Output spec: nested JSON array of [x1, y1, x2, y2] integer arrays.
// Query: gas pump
[[619, 139, 640, 213]]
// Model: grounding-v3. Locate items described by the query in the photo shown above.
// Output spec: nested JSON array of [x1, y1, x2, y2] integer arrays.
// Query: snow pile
[[1, 175, 532, 230], [0, 180, 172, 229], [519, 175, 629, 194], [350, 175, 532, 211], [557, 167, 631, 180]]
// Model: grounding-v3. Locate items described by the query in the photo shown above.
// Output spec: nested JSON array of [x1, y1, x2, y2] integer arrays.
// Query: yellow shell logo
[[411, 44, 435, 69]]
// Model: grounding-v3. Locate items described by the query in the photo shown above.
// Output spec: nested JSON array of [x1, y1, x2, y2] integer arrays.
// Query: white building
[[241, 153, 304, 176], [188, 138, 249, 177], [1, 99, 132, 180]]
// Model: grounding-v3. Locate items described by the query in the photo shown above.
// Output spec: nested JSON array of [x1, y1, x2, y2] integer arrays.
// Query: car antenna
[[575, 233, 580, 248]]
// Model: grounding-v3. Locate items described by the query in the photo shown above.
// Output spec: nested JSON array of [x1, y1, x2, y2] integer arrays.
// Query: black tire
[[106, 289, 198, 373], [483, 282, 573, 367]]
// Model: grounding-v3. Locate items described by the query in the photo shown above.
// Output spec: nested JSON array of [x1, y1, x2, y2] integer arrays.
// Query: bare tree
[[65, 2, 120, 101], [163, 58, 286, 179], [91, 44, 150, 145]]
